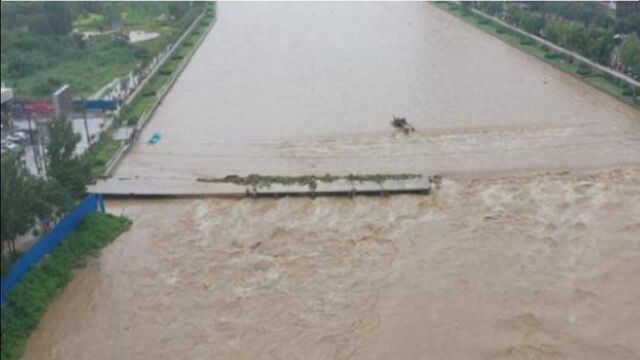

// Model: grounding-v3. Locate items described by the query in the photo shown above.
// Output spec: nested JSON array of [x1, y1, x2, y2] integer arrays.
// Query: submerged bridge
[[89, 175, 432, 198]]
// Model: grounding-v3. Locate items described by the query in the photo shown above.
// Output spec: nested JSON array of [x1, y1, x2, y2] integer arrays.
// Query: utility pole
[[27, 111, 41, 175], [38, 120, 48, 178], [81, 96, 91, 149]]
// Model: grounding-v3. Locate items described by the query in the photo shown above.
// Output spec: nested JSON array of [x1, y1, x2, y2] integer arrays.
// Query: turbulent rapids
[[22, 2, 640, 359]]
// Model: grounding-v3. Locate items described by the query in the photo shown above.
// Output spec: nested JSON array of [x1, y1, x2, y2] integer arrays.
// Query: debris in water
[[391, 116, 415, 134], [148, 133, 161, 145]]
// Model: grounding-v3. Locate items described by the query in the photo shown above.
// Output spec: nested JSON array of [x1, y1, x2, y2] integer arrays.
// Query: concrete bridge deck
[[89, 175, 431, 198]]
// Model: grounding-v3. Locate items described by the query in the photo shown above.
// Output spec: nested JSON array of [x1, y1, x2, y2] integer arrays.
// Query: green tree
[[42, 2, 72, 35], [620, 34, 640, 74], [31, 178, 73, 224], [521, 13, 546, 35], [479, 2, 503, 16], [505, 6, 523, 26], [0, 156, 37, 254], [586, 28, 614, 64], [565, 22, 588, 54], [543, 20, 568, 44], [616, 13, 640, 35], [168, 2, 189, 20], [47, 116, 90, 199]]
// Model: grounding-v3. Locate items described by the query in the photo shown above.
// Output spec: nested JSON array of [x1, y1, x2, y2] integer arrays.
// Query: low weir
[[89, 175, 432, 198]]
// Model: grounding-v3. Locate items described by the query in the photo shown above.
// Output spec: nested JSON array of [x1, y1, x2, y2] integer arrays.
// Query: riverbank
[[0, 214, 131, 360], [88, 3, 216, 179], [119, 3, 216, 127], [435, 2, 640, 108]]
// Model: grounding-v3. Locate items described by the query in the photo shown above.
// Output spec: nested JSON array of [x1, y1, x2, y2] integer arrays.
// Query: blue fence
[[1, 194, 105, 303]]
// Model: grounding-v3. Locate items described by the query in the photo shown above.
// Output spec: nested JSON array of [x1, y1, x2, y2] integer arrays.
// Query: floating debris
[[391, 116, 415, 134], [148, 133, 161, 145]]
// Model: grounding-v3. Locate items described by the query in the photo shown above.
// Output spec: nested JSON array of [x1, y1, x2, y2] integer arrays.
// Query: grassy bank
[[82, 135, 123, 178], [0, 213, 131, 360], [119, 4, 216, 126], [1, 2, 205, 98], [436, 3, 639, 107], [82, 4, 215, 177], [10, 38, 138, 98]]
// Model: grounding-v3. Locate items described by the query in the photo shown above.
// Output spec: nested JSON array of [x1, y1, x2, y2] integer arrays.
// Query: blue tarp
[[0, 194, 104, 303]]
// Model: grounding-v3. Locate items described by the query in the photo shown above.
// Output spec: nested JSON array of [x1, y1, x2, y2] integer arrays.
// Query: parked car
[[5, 142, 23, 153], [14, 132, 29, 142], [7, 135, 22, 143]]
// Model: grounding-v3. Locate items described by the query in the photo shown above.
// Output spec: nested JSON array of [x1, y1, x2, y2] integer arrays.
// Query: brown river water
[[108, 1, 639, 186], [26, 167, 640, 359], [25, 2, 640, 359]]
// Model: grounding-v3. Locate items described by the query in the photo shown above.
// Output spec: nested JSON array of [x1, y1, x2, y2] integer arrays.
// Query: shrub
[[545, 53, 560, 59], [576, 68, 591, 76], [127, 117, 138, 126], [496, 27, 506, 34], [520, 38, 534, 46]]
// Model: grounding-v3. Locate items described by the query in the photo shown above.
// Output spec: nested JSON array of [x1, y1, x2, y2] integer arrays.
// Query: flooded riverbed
[[106, 1, 639, 191], [23, 2, 640, 359], [26, 167, 640, 359]]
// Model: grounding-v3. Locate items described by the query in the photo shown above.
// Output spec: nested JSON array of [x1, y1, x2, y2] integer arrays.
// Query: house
[[1, 86, 14, 129], [616, 1, 640, 18]]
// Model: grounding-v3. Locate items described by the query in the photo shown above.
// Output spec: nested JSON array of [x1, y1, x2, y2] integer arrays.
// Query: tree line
[[476, 2, 640, 75], [1, 117, 90, 262]]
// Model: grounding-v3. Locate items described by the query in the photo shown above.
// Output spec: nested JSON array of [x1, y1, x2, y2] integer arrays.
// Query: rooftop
[[1, 87, 14, 105]]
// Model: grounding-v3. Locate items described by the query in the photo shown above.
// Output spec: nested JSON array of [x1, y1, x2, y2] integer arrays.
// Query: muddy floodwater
[[26, 167, 640, 359], [106, 1, 640, 192], [23, 1, 640, 359]]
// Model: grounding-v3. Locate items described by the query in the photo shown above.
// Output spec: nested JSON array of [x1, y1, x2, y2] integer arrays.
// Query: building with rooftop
[[1, 87, 15, 129], [616, 1, 640, 18]]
